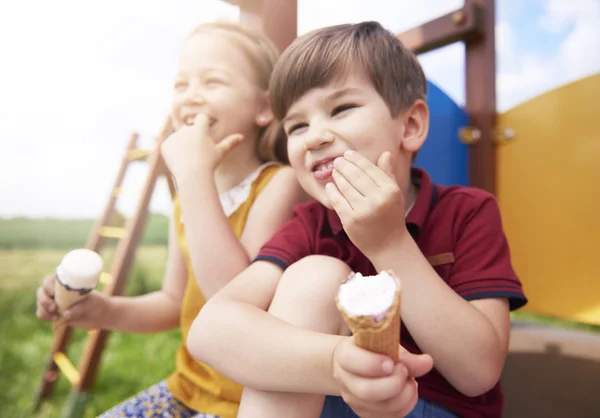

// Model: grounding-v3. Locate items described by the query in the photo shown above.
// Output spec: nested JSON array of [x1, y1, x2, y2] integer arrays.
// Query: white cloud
[[497, 0, 600, 111], [0, 0, 239, 219], [539, 0, 600, 33], [2, 0, 597, 218]]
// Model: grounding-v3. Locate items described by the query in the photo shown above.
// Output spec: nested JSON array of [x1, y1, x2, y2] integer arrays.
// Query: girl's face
[[171, 32, 271, 142]]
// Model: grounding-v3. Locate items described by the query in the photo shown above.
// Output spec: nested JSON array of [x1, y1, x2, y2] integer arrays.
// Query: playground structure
[[35, 1, 600, 417]]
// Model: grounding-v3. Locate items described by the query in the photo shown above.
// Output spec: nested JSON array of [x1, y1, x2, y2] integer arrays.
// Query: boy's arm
[[372, 235, 510, 397], [187, 260, 346, 395], [328, 151, 522, 397]]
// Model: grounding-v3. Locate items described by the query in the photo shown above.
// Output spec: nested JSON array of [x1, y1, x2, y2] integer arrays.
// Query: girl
[[36, 22, 305, 418]]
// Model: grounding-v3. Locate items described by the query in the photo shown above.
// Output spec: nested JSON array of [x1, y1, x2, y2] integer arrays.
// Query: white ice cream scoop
[[56, 249, 103, 291], [336, 271, 402, 361], [337, 271, 398, 322]]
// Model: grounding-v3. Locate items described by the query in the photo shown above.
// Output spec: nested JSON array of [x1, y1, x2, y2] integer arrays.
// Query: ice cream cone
[[54, 276, 94, 314], [336, 270, 401, 362], [53, 249, 103, 314]]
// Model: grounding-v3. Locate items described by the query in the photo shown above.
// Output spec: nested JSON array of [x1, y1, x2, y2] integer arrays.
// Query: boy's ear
[[256, 91, 275, 127], [400, 99, 429, 154]]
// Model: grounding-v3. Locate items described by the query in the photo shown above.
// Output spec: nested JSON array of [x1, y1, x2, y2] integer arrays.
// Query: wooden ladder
[[33, 119, 175, 417]]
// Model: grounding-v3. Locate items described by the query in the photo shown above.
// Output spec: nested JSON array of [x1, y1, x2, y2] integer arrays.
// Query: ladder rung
[[99, 272, 113, 285], [112, 187, 141, 198], [100, 227, 126, 239], [126, 148, 152, 161], [53, 352, 81, 386]]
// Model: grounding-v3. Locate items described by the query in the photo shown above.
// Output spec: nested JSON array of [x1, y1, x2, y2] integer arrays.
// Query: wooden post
[[225, 0, 298, 52], [397, 1, 496, 192], [465, 0, 496, 193]]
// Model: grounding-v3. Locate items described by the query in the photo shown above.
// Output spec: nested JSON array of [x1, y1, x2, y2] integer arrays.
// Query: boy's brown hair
[[270, 21, 427, 123]]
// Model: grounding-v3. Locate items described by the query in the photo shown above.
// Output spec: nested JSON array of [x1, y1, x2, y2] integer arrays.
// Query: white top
[[219, 162, 276, 216]]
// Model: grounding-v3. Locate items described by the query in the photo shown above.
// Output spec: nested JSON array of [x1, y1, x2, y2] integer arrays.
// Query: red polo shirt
[[255, 168, 527, 418]]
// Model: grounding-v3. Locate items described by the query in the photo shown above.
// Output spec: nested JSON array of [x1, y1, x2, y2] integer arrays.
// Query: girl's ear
[[256, 91, 274, 127], [399, 99, 429, 154]]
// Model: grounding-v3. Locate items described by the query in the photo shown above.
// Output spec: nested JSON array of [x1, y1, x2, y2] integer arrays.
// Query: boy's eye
[[331, 104, 356, 116], [287, 123, 307, 135]]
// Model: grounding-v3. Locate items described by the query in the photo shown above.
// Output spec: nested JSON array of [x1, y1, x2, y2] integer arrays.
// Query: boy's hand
[[326, 150, 407, 258], [36, 275, 110, 330], [161, 113, 244, 176], [332, 337, 434, 418]]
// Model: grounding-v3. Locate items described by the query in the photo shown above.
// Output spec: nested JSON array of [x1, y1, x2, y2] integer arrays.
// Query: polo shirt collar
[[327, 167, 434, 239]]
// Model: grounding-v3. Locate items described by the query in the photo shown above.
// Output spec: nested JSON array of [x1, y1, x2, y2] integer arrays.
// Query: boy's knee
[[270, 256, 351, 334], [281, 255, 351, 295]]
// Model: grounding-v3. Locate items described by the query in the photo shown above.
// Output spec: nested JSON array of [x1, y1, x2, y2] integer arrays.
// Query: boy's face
[[282, 71, 407, 208]]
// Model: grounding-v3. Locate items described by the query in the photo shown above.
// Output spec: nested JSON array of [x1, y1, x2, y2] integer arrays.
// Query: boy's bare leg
[[238, 255, 351, 418]]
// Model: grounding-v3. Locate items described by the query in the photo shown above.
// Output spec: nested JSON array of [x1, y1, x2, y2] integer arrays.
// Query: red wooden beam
[[397, 3, 484, 55], [226, 0, 297, 52]]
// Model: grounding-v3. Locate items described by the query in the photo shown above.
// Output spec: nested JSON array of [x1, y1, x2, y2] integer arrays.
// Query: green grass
[[511, 311, 600, 333], [0, 214, 169, 249], [0, 246, 180, 418]]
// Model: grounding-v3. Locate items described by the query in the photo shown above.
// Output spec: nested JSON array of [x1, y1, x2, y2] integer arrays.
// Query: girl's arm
[[176, 166, 306, 298], [61, 216, 187, 333]]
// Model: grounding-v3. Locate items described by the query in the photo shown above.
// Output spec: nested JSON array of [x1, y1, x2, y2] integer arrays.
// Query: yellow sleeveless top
[[166, 164, 282, 417]]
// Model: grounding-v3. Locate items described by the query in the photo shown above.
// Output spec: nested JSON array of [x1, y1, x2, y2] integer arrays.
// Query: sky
[[1, 0, 598, 219]]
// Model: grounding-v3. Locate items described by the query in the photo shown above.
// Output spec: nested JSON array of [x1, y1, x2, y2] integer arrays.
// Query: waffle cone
[[54, 279, 92, 314], [336, 271, 401, 362]]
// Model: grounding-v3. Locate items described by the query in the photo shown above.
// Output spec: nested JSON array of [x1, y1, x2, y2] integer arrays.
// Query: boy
[[188, 21, 527, 418]]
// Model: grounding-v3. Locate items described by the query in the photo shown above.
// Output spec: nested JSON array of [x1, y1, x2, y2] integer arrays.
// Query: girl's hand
[[36, 275, 111, 330], [161, 113, 245, 177]]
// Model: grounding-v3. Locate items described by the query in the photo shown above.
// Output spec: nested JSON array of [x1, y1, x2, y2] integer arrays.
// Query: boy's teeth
[[316, 161, 334, 171]]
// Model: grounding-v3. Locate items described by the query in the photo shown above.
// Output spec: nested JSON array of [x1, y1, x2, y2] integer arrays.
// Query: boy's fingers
[[342, 378, 419, 417], [326, 182, 352, 217], [399, 348, 434, 378], [333, 156, 375, 196], [376, 151, 396, 180], [336, 340, 395, 378], [332, 170, 363, 206], [343, 150, 389, 185], [338, 364, 409, 403], [370, 376, 419, 417]]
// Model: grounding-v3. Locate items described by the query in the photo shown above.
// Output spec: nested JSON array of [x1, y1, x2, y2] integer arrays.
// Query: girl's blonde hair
[[188, 21, 288, 164]]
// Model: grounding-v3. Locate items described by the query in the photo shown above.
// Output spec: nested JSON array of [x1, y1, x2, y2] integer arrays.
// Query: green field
[[0, 214, 169, 249], [1, 216, 598, 417], [0, 216, 178, 417]]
